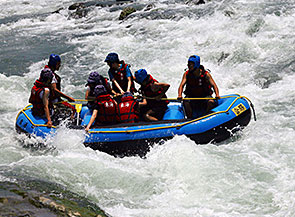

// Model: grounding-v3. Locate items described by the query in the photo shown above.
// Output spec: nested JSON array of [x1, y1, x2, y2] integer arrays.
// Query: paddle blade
[[75, 104, 82, 113]]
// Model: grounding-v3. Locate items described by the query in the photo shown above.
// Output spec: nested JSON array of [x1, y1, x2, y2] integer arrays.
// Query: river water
[[1, 0, 295, 216]]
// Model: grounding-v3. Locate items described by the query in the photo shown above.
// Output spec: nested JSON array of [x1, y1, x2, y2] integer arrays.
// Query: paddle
[[133, 95, 219, 101], [75, 104, 82, 125]]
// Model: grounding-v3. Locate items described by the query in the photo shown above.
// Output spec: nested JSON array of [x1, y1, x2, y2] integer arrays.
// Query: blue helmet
[[135, 69, 148, 84], [104, 53, 119, 63], [188, 55, 200, 70], [94, 85, 107, 97], [49, 54, 61, 66]]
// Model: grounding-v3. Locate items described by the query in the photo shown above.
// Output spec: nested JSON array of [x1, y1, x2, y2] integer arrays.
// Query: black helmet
[[94, 85, 107, 97], [104, 53, 119, 63], [40, 68, 53, 82], [87, 71, 103, 85]]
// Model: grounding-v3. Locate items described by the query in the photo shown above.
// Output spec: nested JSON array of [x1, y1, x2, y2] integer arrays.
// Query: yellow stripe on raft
[[89, 95, 248, 134]]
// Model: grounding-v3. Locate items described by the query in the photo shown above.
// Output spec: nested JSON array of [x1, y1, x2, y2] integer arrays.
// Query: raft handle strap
[[243, 96, 256, 121]]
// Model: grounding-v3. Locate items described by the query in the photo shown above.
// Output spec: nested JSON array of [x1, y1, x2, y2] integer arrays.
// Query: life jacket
[[29, 80, 52, 116], [44, 65, 62, 101], [140, 74, 169, 108], [95, 94, 118, 124], [117, 96, 139, 123], [184, 65, 213, 97], [110, 61, 136, 93]]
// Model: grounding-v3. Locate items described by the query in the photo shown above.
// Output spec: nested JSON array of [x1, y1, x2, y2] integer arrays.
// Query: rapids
[[0, 0, 295, 216]]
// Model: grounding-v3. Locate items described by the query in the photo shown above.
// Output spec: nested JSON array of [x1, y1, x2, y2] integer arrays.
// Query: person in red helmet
[[29, 68, 54, 127], [44, 54, 75, 103], [178, 55, 220, 118], [104, 52, 136, 95]]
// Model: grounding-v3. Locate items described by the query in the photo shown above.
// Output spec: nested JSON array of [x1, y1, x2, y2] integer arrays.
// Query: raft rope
[[241, 96, 256, 121]]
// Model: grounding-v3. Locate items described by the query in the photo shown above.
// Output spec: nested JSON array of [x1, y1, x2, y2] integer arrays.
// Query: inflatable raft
[[15, 94, 254, 157]]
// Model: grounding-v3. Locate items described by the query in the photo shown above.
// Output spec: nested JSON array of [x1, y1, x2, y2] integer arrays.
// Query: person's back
[[29, 68, 54, 127], [95, 93, 118, 125], [85, 85, 118, 132], [117, 92, 139, 123]]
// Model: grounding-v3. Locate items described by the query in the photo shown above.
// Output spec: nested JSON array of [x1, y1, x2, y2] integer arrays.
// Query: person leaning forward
[[44, 54, 75, 103], [104, 52, 136, 95], [85, 71, 116, 109], [178, 55, 220, 118], [29, 68, 54, 127], [134, 69, 170, 121]]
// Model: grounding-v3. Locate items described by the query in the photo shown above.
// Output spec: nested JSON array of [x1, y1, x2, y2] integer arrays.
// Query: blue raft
[[16, 94, 253, 157]]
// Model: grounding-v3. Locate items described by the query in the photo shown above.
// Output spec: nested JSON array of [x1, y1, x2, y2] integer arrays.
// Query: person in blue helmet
[[44, 54, 75, 103], [177, 55, 220, 118], [104, 52, 136, 95], [134, 69, 170, 121]]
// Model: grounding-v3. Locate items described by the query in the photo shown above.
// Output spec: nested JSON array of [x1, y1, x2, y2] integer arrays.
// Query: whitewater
[[0, 0, 295, 216]]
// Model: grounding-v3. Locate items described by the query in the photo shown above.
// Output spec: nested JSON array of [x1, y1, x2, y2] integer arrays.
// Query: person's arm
[[85, 86, 90, 100], [51, 83, 75, 102], [85, 86, 96, 101], [139, 98, 147, 107], [43, 89, 52, 128], [127, 77, 132, 93], [178, 73, 187, 100], [85, 109, 98, 132], [206, 73, 220, 99], [151, 82, 170, 100], [125, 66, 132, 92], [111, 78, 124, 95]]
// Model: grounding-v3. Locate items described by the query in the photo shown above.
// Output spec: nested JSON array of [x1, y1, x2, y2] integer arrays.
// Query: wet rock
[[68, 2, 91, 19], [186, 0, 206, 5], [52, 7, 64, 14], [224, 10, 235, 17], [68, 0, 134, 9], [70, 7, 91, 19], [95, 0, 134, 7], [144, 4, 156, 11], [0, 180, 110, 217], [217, 52, 230, 64], [119, 7, 136, 20], [69, 3, 87, 10]]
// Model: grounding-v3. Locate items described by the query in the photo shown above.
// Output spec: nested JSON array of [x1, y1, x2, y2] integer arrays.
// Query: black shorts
[[185, 95, 216, 110]]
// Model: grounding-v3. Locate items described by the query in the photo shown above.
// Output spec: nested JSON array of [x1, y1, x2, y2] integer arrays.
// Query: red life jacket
[[117, 96, 139, 123], [95, 94, 119, 124], [110, 61, 136, 93], [44, 65, 61, 101], [29, 80, 52, 116], [140, 74, 168, 108], [184, 66, 213, 97]]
